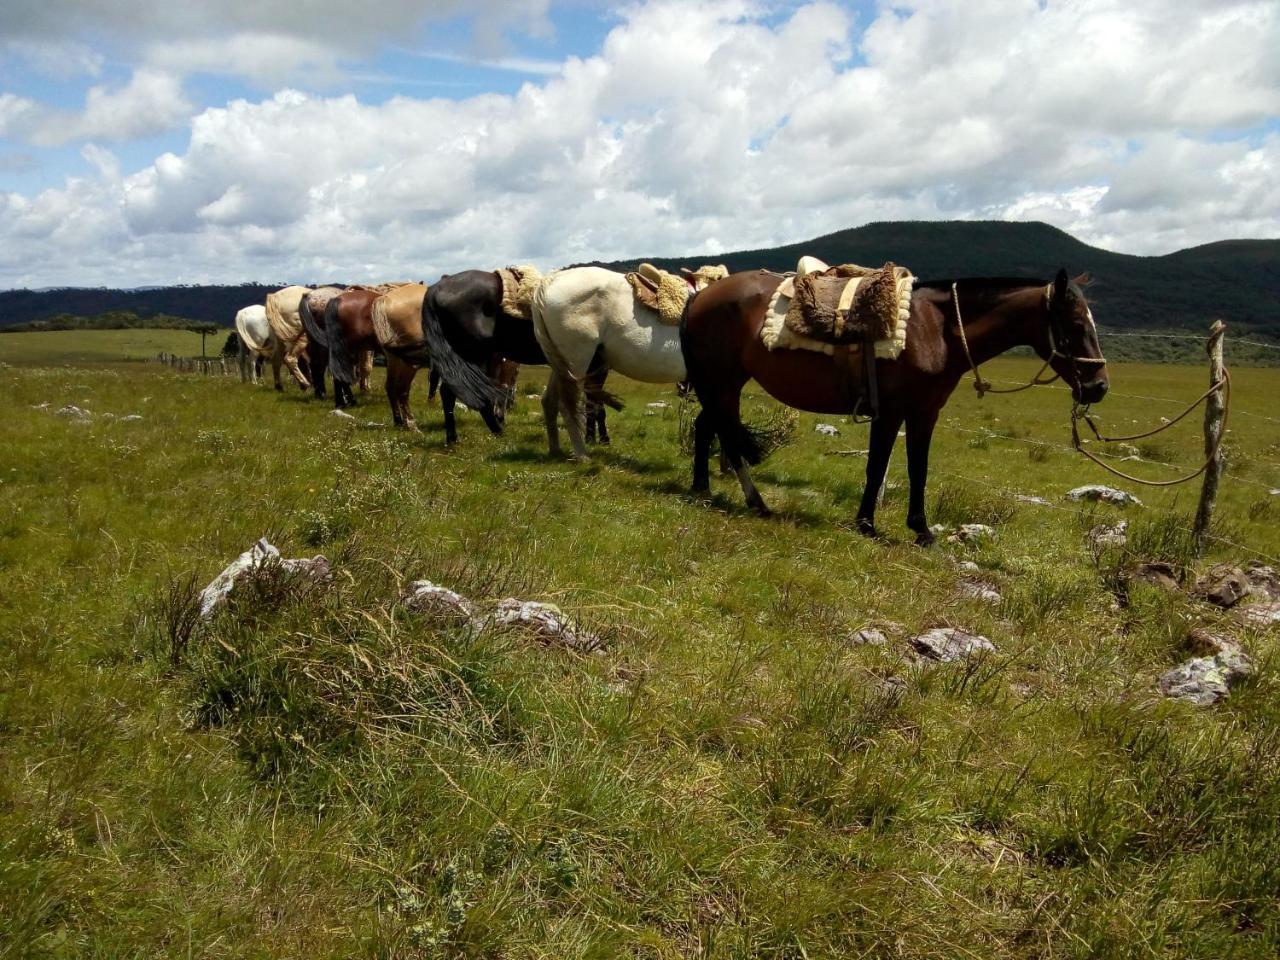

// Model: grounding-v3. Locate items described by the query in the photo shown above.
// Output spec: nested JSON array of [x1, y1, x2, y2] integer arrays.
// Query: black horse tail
[[325, 297, 355, 387], [678, 290, 764, 466], [584, 347, 624, 410], [419, 288, 513, 416], [300, 295, 328, 348]]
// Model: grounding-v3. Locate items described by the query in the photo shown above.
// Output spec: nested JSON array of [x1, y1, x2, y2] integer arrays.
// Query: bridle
[[952, 281, 1107, 398]]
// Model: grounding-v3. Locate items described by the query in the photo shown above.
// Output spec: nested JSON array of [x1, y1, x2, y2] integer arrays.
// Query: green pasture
[[0, 327, 218, 367], [2, 337, 1279, 958]]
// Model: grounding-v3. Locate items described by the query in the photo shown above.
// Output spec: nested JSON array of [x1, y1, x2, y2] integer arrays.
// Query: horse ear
[[1073, 272, 1091, 287], [1054, 268, 1070, 300]]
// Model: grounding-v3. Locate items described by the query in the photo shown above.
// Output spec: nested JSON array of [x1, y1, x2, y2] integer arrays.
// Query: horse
[[417, 269, 617, 444], [530, 265, 727, 459], [298, 286, 346, 400], [679, 268, 1108, 544], [323, 287, 383, 410], [369, 283, 435, 431], [234, 304, 304, 390], [264, 285, 314, 391]]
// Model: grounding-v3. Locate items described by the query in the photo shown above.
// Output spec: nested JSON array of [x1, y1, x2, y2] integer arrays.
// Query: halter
[[952, 282, 1107, 398]]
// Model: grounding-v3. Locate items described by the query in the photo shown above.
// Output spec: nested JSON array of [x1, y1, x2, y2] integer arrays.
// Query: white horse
[[235, 304, 303, 390], [531, 265, 726, 459]]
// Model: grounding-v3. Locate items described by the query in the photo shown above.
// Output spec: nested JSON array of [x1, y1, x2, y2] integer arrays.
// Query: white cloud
[[0, 69, 191, 146], [0, 0, 1277, 288]]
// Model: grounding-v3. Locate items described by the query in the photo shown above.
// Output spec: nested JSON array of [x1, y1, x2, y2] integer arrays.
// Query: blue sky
[[0, 0, 1276, 287]]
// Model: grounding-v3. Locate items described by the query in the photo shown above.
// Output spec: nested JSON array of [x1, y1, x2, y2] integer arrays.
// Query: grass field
[[2, 329, 1279, 958], [0, 328, 215, 367]]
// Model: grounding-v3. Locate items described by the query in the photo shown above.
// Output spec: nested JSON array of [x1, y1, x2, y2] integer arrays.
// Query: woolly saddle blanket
[[371, 283, 428, 351], [761, 257, 914, 359], [625, 263, 729, 325], [498, 265, 544, 321], [265, 285, 312, 345]]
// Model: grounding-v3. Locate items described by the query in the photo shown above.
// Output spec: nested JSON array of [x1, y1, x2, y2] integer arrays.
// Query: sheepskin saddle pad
[[497, 265, 544, 320], [625, 263, 730, 325], [761, 257, 914, 358]]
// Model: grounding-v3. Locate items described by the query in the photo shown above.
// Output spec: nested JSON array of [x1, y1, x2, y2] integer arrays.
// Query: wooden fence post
[[1193, 320, 1227, 558]]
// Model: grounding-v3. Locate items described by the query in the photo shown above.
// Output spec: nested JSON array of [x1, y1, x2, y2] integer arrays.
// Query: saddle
[[759, 258, 915, 419], [497, 265, 543, 320], [762, 258, 913, 359], [625, 262, 729, 325]]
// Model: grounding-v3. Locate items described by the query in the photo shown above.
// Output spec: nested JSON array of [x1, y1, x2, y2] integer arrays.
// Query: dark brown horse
[[324, 288, 380, 410], [419, 269, 618, 443], [680, 269, 1108, 544], [298, 286, 346, 401]]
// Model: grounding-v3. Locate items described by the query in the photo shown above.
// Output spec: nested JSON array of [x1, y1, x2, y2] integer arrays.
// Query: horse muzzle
[[1075, 376, 1109, 405]]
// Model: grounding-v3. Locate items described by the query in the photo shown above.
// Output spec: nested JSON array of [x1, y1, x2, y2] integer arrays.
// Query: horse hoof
[[914, 530, 936, 548], [274, 384, 284, 393], [855, 518, 877, 538]]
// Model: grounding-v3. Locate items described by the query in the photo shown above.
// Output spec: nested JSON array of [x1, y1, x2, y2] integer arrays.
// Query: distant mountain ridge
[[1, 222, 1277, 337]]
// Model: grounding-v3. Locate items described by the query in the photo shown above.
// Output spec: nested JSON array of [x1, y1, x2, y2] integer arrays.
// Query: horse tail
[[584, 347, 623, 410], [234, 312, 258, 353], [325, 298, 356, 387], [300, 295, 328, 348], [418, 286, 513, 414]]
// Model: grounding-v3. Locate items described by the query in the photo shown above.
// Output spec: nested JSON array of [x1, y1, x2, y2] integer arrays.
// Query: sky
[[0, 0, 1276, 288]]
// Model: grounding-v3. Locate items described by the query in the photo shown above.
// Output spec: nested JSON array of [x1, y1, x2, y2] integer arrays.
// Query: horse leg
[[855, 413, 905, 537], [556, 373, 591, 461], [441, 383, 459, 445], [271, 341, 285, 391], [905, 410, 940, 546], [691, 408, 715, 495], [428, 367, 440, 405], [385, 354, 406, 428], [358, 350, 373, 393], [402, 366, 421, 431], [541, 375, 562, 456], [585, 397, 598, 444], [309, 342, 327, 399], [716, 389, 770, 516], [597, 406, 610, 445]]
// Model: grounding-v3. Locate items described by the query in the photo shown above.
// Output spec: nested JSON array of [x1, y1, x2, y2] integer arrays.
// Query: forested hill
[[1, 222, 1277, 338], [598, 221, 1280, 338], [0, 284, 283, 330]]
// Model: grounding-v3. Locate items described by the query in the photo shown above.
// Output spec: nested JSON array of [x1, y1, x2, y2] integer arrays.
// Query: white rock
[[911, 628, 995, 662], [55, 404, 91, 420], [1270, 489, 1280, 497], [849, 626, 887, 646], [958, 578, 1002, 603], [1235, 602, 1280, 628], [815, 423, 840, 436], [956, 560, 981, 573], [331, 408, 357, 420], [484, 599, 603, 652], [1066, 485, 1143, 507], [402, 580, 475, 619], [30, 402, 50, 411], [119, 414, 143, 422], [363, 421, 386, 429], [948, 523, 996, 543], [1014, 494, 1050, 505], [525, 392, 541, 400], [646, 401, 669, 410], [1085, 520, 1128, 550], [1158, 650, 1255, 706], [197, 538, 331, 621]]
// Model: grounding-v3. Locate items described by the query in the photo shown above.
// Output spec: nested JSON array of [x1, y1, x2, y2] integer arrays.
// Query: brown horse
[[324, 288, 382, 409], [680, 269, 1108, 544]]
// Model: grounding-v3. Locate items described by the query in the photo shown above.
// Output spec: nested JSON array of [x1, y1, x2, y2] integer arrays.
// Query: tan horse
[[265, 285, 314, 391], [371, 283, 430, 430]]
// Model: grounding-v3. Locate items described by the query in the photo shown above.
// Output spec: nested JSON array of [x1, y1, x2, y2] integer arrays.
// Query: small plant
[[194, 428, 232, 453]]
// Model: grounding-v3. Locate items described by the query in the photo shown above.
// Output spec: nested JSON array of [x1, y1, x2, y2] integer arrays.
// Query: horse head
[[1043, 269, 1108, 405]]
